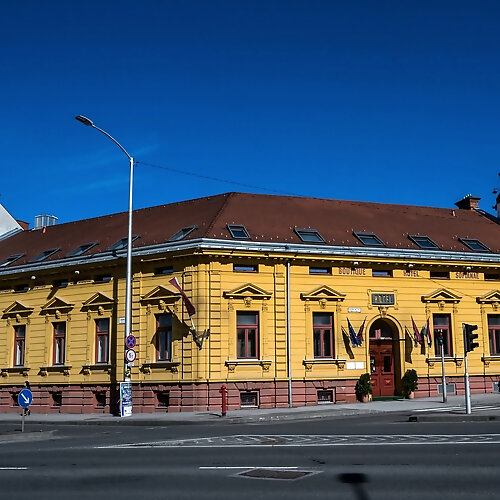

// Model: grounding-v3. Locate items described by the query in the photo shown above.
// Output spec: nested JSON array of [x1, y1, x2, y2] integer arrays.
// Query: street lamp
[[75, 115, 134, 417]]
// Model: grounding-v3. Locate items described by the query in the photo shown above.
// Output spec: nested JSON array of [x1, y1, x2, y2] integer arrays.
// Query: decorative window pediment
[[2, 301, 34, 321], [421, 288, 461, 304], [223, 283, 272, 300], [82, 293, 115, 315], [41, 297, 74, 313], [141, 286, 181, 313], [477, 290, 500, 305], [300, 285, 346, 302]]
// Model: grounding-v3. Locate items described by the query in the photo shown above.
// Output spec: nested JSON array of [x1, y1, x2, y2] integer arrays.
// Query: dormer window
[[66, 242, 98, 257], [28, 248, 60, 263], [353, 232, 384, 247], [0, 253, 25, 267], [227, 224, 250, 239], [168, 226, 197, 242], [459, 238, 490, 252], [107, 236, 139, 251], [294, 228, 325, 243], [409, 235, 440, 250]]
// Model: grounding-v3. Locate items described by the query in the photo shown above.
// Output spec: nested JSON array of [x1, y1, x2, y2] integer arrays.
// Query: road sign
[[125, 349, 136, 362], [125, 335, 136, 349], [18, 389, 33, 409]]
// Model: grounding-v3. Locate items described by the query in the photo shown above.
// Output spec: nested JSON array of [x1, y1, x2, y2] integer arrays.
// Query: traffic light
[[463, 323, 479, 353], [436, 329, 444, 346]]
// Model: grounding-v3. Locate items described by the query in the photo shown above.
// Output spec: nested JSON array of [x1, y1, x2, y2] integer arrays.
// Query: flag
[[421, 317, 432, 347], [357, 317, 366, 345], [169, 277, 196, 316], [411, 316, 423, 345], [347, 318, 362, 347]]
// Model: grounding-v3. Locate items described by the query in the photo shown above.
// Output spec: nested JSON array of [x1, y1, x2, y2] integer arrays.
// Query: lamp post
[[75, 115, 134, 416]]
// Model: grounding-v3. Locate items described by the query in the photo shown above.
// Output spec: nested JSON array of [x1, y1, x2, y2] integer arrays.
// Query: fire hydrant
[[219, 384, 228, 417]]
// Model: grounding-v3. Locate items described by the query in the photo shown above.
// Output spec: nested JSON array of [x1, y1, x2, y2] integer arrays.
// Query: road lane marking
[[199, 466, 299, 470], [96, 433, 500, 449], [0, 467, 28, 470]]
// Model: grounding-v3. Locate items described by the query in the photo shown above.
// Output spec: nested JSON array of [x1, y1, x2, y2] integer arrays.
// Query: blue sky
[[1, 1, 499, 225]]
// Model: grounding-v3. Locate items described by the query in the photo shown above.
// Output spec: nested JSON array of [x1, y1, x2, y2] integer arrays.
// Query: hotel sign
[[371, 293, 395, 306]]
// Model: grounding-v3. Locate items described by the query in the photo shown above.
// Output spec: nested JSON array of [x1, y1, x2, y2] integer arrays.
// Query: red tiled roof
[[0, 192, 499, 267]]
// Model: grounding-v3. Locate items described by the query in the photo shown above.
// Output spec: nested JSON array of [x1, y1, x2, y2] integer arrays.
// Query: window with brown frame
[[156, 314, 172, 361], [53, 322, 66, 365], [433, 314, 452, 356], [237, 312, 259, 359], [313, 312, 334, 358], [13, 325, 26, 366], [488, 315, 500, 355], [95, 318, 110, 364]]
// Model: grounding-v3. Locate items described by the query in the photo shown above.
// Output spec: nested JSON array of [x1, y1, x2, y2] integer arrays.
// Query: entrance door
[[370, 339, 395, 397]]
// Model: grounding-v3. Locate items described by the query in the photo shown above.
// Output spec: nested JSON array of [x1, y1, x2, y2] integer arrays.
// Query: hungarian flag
[[421, 318, 432, 347], [169, 277, 196, 316], [357, 317, 366, 345], [411, 317, 423, 345], [347, 318, 362, 347]]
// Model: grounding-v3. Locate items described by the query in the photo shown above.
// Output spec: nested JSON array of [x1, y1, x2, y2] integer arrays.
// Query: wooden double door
[[370, 339, 395, 397]]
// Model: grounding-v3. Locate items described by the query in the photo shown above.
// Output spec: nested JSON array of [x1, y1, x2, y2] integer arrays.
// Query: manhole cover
[[239, 469, 313, 480]]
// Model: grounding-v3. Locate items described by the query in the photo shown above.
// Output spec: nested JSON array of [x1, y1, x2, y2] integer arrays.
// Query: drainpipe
[[286, 260, 292, 407]]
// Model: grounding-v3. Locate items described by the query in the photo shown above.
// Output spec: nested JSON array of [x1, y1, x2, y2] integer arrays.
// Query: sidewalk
[[1, 393, 499, 426]]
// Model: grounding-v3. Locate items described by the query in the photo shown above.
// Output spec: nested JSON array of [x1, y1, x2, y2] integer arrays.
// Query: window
[[409, 235, 440, 250], [227, 224, 250, 239], [372, 269, 392, 277], [107, 235, 139, 251], [168, 226, 197, 242], [13, 325, 26, 366], [240, 391, 258, 407], [485, 273, 500, 281], [94, 391, 106, 408], [28, 248, 60, 263], [430, 271, 449, 279], [156, 314, 172, 361], [14, 284, 29, 292], [353, 232, 384, 247], [0, 253, 25, 267], [488, 315, 500, 355], [233, 264, 258, 272], [156, 391, 170, 408], [317, 390, 333, 404], [95, 274, 112, 283], [51, 392, 62, 407], [459, 238, 490, 252], [433, 314, 452, 356], [294, 228, 325, 243], [237, 312, 259, 358], [154, 266, 173, 275], [313, 313, 334, 358], [95, 318, 110, 364], [309, 267, 331, 275], [53, 279, 69, 288], [66, 242, 98, 257], [53, 322, 66, 365]]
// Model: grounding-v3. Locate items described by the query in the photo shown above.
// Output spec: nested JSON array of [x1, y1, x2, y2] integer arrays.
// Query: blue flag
[[347, 318, 362, 347]]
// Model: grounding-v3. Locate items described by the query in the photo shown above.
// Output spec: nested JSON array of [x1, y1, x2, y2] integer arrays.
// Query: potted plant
[[355, 373, 373, 403], [402, 369, 418, 398]]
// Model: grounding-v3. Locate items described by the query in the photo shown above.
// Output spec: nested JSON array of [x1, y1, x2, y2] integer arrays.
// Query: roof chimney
[[455, 194, 480, 211], [494, 193, 500, 218], [34, 214, 58, 230]]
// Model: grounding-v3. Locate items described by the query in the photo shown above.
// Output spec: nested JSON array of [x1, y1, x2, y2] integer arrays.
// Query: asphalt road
[[1, 412, 499, 500]]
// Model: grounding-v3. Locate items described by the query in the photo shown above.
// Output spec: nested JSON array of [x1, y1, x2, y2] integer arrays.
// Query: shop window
[[13, 324, 26, 366], [317, 390, 333, 404], [488, 315, 500, 355], [433, 314, 452, 356], [95, 318, 110, 364], [53, 322, 66, 365], [237, 312, 259, 359], [156, 391, 170, 408], [240, 391, 258, 407], [156, 314, 172, 361], [313, 312, 334, 358]]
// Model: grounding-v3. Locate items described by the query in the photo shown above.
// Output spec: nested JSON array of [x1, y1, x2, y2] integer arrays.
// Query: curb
[[409, 414, 500, 422]]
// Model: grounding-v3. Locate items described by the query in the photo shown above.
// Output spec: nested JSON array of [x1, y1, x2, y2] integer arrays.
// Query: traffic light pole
[[464, 353, 471, 414], [440, 340, 447, 403], [462, 323, 472, 415]]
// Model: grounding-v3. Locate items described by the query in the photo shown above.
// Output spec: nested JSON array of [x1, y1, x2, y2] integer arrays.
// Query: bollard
[[219, 384, 228, 417]]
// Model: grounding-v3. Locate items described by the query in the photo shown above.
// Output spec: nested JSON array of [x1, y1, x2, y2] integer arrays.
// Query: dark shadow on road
[[338, 472, 370, 500]]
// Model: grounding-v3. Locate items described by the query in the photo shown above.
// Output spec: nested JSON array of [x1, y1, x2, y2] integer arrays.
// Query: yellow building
[[0, 192, 499, 413]]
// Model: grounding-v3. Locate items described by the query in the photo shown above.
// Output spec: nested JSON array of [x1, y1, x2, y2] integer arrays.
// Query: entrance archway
[[369, 318, 400, 397]]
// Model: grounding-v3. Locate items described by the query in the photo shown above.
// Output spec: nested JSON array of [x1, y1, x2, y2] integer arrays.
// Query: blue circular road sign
[[18, 389, 33, 409], [125, 335, 136, 349]]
